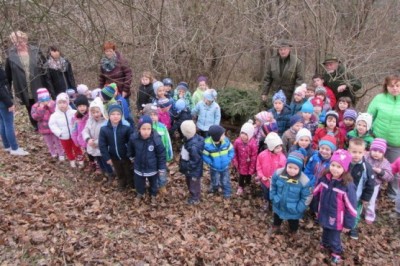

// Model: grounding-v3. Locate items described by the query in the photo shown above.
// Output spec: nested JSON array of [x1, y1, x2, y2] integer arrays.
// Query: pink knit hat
[[370, 138, 387, 154], [330, 149, 352, 172], [36, 88, 51, 102]]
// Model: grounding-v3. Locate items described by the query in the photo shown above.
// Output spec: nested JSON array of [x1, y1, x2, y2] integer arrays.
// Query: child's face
[[255, 119, 261, 126], [165, 85, 172, 92], [178, 89, 185, 98], [157, 86, 166, 98], [316, 94, 326, 101], [240, 133, 249, 143], [150, 112, 158, 122], [141, 76, 150, 85], [77, 105, 88, 114], [286, 163, 300, 177], [319, 145, 332, 159], [298, 137, 310, 148], [292, 122, 303, 132], [326, 117, 337, 130], [293, 94, 302, 103], [273, 100, 284, 112], [302, 112, 312, 121], [104, 48, 115, 59], [356, 121, 368, 135], [109, 111, 122, 124], [57, 100, 68, 112], [273, 145, 283, 154], [204, 99, 213, 105], [198, 81, 207, 90], [370, 149, 384, 160], [348, 143, 365, 163], [343, 118, 355, 127], [313, 78, 324, 87], [140, 123, 152, 139], [90, 107, 102, 121], [306, 90, 315, 98], [314, 106, 322, 113], [329, 161, 344, 178], [338, 101, 349, 111]]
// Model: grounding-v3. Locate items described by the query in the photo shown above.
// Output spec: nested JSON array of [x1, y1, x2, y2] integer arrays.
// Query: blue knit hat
[[319, 135, 337, 151], [153, 81, 164, 95], [272, 90, 286, 104], [138, 115, 153, 129], [204, 89, 217, 101], [301, 101, 314, 113], [176, 82, 189, 91], [175, 99, 186, 113], [108, 104, 123, 115], [287, 148, 306, 169], [290, 114, 304, 127]]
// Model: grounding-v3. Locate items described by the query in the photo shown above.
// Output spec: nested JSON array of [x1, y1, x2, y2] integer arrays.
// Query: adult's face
[[12, 37, 28, 51], [50, 50, 60, 59], [387, 80, 400, 96], [278, 47, 291, 58], [104, 48, 115, 59], [324, 61, 339, 74]]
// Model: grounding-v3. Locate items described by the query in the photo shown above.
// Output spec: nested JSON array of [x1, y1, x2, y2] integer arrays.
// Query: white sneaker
[[59, 155, 65, 161], [3, 147, 11, 152], [78, 161, 84, 169], [10, 148, 29, 156], [70, 160, 76, 168]]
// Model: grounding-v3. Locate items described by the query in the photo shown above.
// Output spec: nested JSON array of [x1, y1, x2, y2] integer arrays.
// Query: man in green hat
[[322, 54, 362, 104], [261, 40, 304, 107]]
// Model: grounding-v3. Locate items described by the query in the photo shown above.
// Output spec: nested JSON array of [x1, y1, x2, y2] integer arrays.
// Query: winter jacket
[[289, 144, 314, 166], [127, 131, 166, 176], [349, 158, 376, 202], [256, 150, 286, 188], [152, 122, 173, 162], [346, 129, 374, 150], [391, 157, 400, 176], [313, 174, 357, 230], [312, 127, 346, 150], [104, 97, 134, 129], [269, 105, 291, 136], [304, 151, 331, 187], [30, 100, 56, 134], [179, 134, 205, 178], [45, 57, 76, 97], [270, 168, 312, 220], [339, 121, 354, 136], [137, 83, 154, 112], [315, 110, 327, 125], [158, 109, 172, 130], [233, 137, 258, 175], [337, 109, 345, 123], [170, 108, 192, 135], [99, 51, 132, 96], [99, 119, 133, 161], [192, 101, 221, 131], [367, 93, 400, 147], [0, 68, 14, 108], [71, 113, 89, 148], [48, 103, 77, 140], [202, 136, 234, 172], [282, 128, 297, 155], [289, 99, 306, 116], [324, 86, 337, 108], [192, 88, 205, 106], [364, 153, 393, 185], [173, 90, 194, 110]]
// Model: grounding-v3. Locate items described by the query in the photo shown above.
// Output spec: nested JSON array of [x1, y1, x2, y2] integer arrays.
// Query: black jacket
[[170, 108, 192, 135], [136, 83, 154, 111], [99, 120, 133, 161], [0, 68, 14, 108], [349, 158, 376, 202], [46, 58, 76, 97], [179, 134, 205, 178]]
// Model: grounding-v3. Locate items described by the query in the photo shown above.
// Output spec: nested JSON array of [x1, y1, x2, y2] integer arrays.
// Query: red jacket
[[233, 137, 257, 175], [325, 86, 337, 108], [312, 127, 346, 150], [256, 149, 286, 188]]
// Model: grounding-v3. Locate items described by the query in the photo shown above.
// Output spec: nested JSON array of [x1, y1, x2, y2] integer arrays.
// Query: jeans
[[0, 103, 18, 150], [135, 173, 158, 196], [186, 175, 201, 201], [210, 168, 231, 198], [158, 170, 168, 188], [321, 228, 342, 254]]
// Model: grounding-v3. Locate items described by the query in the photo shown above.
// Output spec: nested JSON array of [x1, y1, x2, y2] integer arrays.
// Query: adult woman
[[45, 45, 76, 97], [99, 41, 132, 102], [5, 31, 48, 130], [367, 75, 400, 199]]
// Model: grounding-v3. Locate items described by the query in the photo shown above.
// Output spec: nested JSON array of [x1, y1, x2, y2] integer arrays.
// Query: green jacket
[[192, 88, 205, 106], [346, 129, 374, 150], [367, 93, 400, 147]]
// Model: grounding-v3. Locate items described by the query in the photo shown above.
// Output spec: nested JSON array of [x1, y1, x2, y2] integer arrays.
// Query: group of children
[[26, 71, 400, 264]]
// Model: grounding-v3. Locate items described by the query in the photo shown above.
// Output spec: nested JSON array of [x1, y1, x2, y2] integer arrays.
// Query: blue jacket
[[349, 158, 376, 202], [289, 144, 314, 166], [202, 136, 234, 172], [99, 120, 133, 161], [179, 134, 205, 178], [192, 101, 221, 131], [289, 99, 306, 116], [313, 174, 357, 230], [269, 105, 291, 136], [270, 168, 312, 220], [304, 151, 331, 187], [127, 131, 166, 176]]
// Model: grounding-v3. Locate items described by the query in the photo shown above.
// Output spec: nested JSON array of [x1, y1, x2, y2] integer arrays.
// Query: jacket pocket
[[287, 202, 298, 214]]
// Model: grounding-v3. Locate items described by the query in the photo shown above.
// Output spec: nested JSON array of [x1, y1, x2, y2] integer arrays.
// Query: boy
[[99, 104, 134, 190], [312, 110, 346, 150], [203, 125, 235, 199], [305, 86, 315, 100], [282, 114, 304, 155], [347, 138, 376, 239], [170, 99, 192, 138], [312, 74, 336, 108], [269, 90, 291, 136]]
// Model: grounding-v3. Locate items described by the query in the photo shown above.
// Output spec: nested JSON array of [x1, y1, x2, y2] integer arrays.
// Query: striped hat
[[101, 84, 116, 100], [37, 88, 51, 102], [370, 138, 387, 154], [319, 135, 337, 151], [287, 148, 307, 169]]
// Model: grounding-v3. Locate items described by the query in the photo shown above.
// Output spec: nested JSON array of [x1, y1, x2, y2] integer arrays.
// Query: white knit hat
[[296, 128, 312, 142], [356, 112, 373, 131], [180, 120, 197, 139], [264, 132, 283, 151], [77, 84, 89, 95], [240, 120, 255, 139]]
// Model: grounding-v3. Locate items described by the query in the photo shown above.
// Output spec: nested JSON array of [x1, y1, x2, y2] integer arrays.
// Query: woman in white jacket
[[49, 93, 83, 168]]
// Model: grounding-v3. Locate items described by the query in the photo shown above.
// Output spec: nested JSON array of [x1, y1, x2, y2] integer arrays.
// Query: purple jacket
[[31, 101, 56, 134], [71, 113, 89, 148], [364, 153, 393, 185]]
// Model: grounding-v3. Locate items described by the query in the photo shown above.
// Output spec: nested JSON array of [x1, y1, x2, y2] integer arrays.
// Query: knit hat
[[37, 88, 51, 102], [325, 110, 339, 126], [174, 99, 186, 113], [157, 98, 173, 108], [180, 120, 196, 139], [319, 135, 337, 151], [310, 97, 323, 108], [142, 103, 158, 116], [330, 149, 352, 172], [343, 109, 358, 121], [356, 112, 373, 131], [287, 148, 306, 169], [208, 125, 225, 142], [153, 81, 164, 95], [56, 92, 69, 103], [255, 111, 272, 124], [197, 76, 208, 83], [272, 90, 286, 104], [240, 120, 255, 139], [261, 121, 279, 136], [315, 86, 327, 95], [370, 138, 387, 154], [176, 82, 189, 91], [301, 101, 314, 113], [77, 84, 89, 95], [264, 132, 283, 151], [204, 89, 217, 101], [290, 114, 304, 127], [296, 128, 312, 142], [101, 84, 116, 101], [74, 94, 89, 107], [108, 104, 123, 115], [137, 115, 153, 129], [294, 83, 307, 98], [66, 89, 76, 98], [162, 78, 173, 87]]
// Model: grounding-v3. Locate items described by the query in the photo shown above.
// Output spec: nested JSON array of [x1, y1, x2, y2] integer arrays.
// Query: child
[[254, 111, 276, 146], [128, 115, 166, 203], [31, 88, 64, 160], [305, 86, 315, 100], [347, 138, 376, 239], [364, 138, 393, 224], [339, 109, 357, 135], [347, 113, 374, 150], [257, 120, 279, 153], [152, 81, 166, 104], [169, 99, 192, 138], [312, 74, 336, 108], [202, 125, 235, 199], [192, 76, 209, 106], [269, 90, 291, 136], [162, 78, 174, 98], [233, 120, 258, 195], [310, 97, 326, 124], [391, 157, 400, 219], [71, 95, 89, 169], [300, 101, 318, 135], [256, 132, 286, 210], [99, 104, 134, 190], [289, 128, 314, 165], [156, 97, 174, 130], [137, 71, 155, 113], [269, 149, 312, 236], [77, 84, 92, 99], [313, 149, 357, 264], [289, 83, 307, 115], [82, 97, 114, 182], [312, 110, 346, 150], [49, 93, 84, 168], [314, 86, 332, 112], [335, 96, 352, 123], [179, 120, 205, 205], [192, 89, 221, 137], [173, 82, 194, 110], [282, 114, 303, 154]]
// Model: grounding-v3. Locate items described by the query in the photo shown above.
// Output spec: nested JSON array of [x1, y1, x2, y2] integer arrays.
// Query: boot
[[70, 160, 76, 168], [105, 173, 114, 184], [158, 186, 167, 195]]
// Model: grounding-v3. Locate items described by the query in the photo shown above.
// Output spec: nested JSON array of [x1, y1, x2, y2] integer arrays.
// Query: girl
[[289, 83, 307, 115], [256, 132, 286, 211], [346, 113, 374, 150], [254, 111, 275, 147], [137, 71, 155, 113], [192, 76, 209, 106], [191, 89, 221, 137], [310, 97, 326, 124], [313, 111, 346, 150], [31, 88, 64, 160], [71, 95, 90, 162], [157, 98, 173, 130], [269, 90, 291, 136], [289, 128, 314, 165], [233, 120, 258, 195], [335, 96, 352, 123], [314, 86, 332, 112], [300, 101, 318, 136], [339, 109, 357, 135], [152, 81, 166, 104], [162, 78, 174, 98], [313, 149, 357, 264]]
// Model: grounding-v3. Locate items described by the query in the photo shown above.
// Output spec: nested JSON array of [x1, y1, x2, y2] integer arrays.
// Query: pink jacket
[[158, 110, 171, 130], [256, 149, 286, 188], [71, 113, 89, 148], [365, 153, 393, 185], [233, 137, 257, 175], [391, 157, 400, 186], [31, 101, 56, 134]]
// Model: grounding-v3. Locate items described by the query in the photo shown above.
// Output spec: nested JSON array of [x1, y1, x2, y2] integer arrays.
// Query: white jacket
[[49, 93, 77, 140]]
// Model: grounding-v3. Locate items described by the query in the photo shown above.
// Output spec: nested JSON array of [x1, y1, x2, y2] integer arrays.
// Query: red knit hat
[[311, 97, 324, 108], [319, 134, 337, 151]]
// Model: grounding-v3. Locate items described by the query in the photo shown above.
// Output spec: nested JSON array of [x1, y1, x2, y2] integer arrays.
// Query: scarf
[[47, 56, 68, 72], [100, 54, 117, 72]]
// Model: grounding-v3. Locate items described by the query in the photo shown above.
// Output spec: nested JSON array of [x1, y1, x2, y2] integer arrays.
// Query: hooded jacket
[[99, 118, 133, 161], [192, 100, 221, 131], [256, 150, 286, 188], [180, 134, 205, 178], [233, 137, 258, 175], [202, 136, 234, 171], [48, 93, 77, 140], [31, 100, 57, 134]]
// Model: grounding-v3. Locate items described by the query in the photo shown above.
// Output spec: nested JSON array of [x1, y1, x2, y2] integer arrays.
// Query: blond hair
[[9, 31, 28, 43]]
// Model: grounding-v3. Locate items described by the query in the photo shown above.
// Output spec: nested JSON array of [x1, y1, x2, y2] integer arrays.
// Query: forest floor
[[0, 109, 399, 265]]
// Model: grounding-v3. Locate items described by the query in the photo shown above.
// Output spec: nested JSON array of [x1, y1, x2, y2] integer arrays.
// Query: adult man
[[261, 40, 304, 106], [322, 55, 362, 105]]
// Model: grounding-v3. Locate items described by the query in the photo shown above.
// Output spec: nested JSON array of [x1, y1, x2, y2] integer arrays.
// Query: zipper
[[113, 126, 121, 160]]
